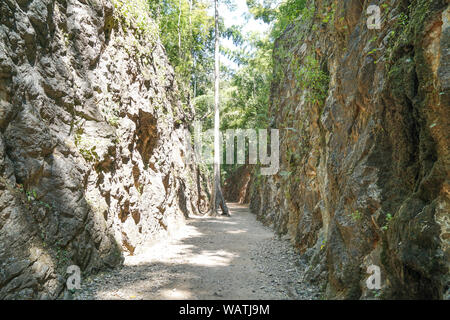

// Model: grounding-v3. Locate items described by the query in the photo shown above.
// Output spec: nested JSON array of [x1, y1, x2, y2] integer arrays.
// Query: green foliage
[[108, 116, 120, 128], [247, 0, 309, 40], [320, 239, 326, 250], [381, 213, 393, 231], [56, 246, 71, 268], [218, 29, 273, 178], [398, 12, 409, 27], [74, 123, 100, 163], [112, 0, 158, 39], [20, 186, 53, 210], [321, 3, 335, 25], [221, 32, 272, 131], [351, 210, 362, 221], [385, 0, 431, 69], [26, 190, 38, 202], [149, 0, 215, 100], [79, 145, 100, 163], [296, 55, 329, 107]]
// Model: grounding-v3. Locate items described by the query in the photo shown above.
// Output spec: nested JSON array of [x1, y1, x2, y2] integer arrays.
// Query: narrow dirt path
[[75, 203, 321, 300]]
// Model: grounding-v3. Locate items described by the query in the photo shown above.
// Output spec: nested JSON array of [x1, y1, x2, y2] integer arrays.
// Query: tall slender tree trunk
[[210, 0, 229, 216], [190, 0, 196, 99], [189, 0, 192, 27], [178, 0, 182, 57]]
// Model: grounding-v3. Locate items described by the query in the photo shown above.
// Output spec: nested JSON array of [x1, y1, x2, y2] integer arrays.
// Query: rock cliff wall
[[250, 0, 449, 299], [0, 0, 201, 299], [223, 165, 253, 204]]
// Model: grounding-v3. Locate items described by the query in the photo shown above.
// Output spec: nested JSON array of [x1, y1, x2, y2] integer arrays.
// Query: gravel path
[[74, 203, 321, 300]]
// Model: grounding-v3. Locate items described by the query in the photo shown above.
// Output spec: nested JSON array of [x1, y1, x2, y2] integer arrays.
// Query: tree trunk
[[178, 0, 182, 56], [210, 0, 229, 216]]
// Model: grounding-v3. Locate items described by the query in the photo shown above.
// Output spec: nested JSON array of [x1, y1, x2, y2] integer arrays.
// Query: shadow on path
[[77, 203, 320, 300]]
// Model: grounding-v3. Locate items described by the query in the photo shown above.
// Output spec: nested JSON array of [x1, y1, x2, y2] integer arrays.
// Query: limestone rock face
[[0, 0, 201, 299], [250, 0, 449, 299], [224, 165, 254, 204]]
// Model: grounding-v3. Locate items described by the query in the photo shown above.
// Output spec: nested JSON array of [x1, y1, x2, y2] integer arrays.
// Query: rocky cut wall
[[223, 165, 254, 204], [0, 0, 202, 299], [250, 0, 449, 299]]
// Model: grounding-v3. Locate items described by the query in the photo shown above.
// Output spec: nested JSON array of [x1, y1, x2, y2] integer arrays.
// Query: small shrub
[[351, 210, 362, 221], [381, 213, 393, 231]]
